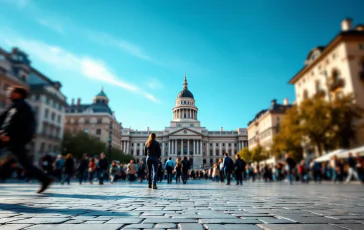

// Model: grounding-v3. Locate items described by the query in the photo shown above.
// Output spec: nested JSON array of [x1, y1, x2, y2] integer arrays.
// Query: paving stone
[[199, 218, 262, 224], [333, 224, 364, 230], [8, 218, 69, 224], [143, 218, 196, 223], [122, 224, 154, 228], [179, 223, 204, 230], [204, 224, 261, 230], [154, 223, 177, 228], [25, 224, 123, 230], [0, 224, 32, 230], [106, 218, 143, 224], [257, 224, 344, 230], [258, 217, 296, 224]]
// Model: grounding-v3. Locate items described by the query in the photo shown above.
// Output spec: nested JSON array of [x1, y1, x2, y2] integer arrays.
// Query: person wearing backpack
[[234, 154, 245, 185], [144, 133, 161, 189], [222, 152, 233, 185], [181, 156, 190, 184], [165, 157, 175, 184]]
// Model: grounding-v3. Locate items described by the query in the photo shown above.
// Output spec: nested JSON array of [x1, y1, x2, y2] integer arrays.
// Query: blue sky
[[1, 0, 363, 130]]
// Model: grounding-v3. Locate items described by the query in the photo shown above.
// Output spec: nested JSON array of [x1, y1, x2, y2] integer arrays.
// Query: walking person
[[285, 153, 296, 185], [144, 133, 161, 189], [218, 158, 224, 183], [98, 153, 108, 185], [212, 163, 220, 182], [77, 153, 89, 185], [109, 160, 120, 184], [88, 157, 96, 184], [138, 160, 146, 182], [127, 160, 137, 183], [181, 156, 190, 184], [54, 155, 64, 182], [346, 152, 360, 183], [0, 87, 53, 193], [175, 157, 182, 184], [61, 153, 74, 185], [222, 153, 233, 185], [165, 157, 175, 184], [157, 157, 164, 182], [356, 153, 364, 183], [235, 154, 245, 185]]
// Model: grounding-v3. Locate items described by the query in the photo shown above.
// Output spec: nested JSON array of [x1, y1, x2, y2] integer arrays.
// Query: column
[[162, 141, 165, 156], [207, 142, 210, 156], [200, 140, 203, 155], [168, 140, 171, 155], [187, 140, 190, 155], [193, 140, 196, 155], [232, 143, 235, 156], [219, 143, 223, 155], [180, 139, 183, 155], [213, 143, 216, 156], [189, 110, 192, 119], [174, 139, 177, 154], [225, 143, 228, 155]]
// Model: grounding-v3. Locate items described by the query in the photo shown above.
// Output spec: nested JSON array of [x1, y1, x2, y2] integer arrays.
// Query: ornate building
[[64, 89, 122, 150], [121, 76, 248, 168]]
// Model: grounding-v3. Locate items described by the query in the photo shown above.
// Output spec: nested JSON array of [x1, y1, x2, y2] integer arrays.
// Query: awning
[[315, 149, 347, 162]]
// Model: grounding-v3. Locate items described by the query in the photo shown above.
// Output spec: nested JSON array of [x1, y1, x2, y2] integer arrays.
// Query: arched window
[[216, 149, 219, 156], [136, 150, 140, 156]]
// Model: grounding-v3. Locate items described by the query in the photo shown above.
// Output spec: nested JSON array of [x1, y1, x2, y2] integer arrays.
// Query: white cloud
[[147, 78, 164, 90], [1, 34, 159, 102], [86, 32, 158, 63], [38, 19, 64, 34]]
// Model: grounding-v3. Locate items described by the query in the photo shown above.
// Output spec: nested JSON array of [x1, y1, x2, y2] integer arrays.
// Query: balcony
[[314, 89, 326, 98], [329, 78, 345, 91]]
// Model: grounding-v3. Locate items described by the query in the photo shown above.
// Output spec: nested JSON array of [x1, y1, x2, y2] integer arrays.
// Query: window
[[228, 143, 231, 147], [97, 118, 102, 124], [190, 124, 194, 127], [332, 70, 340, 83], [85, 119, 90, 124], [210, 143, 212, 147], [332, 53, 337, 59], [53, 101, 57, 108], [20, 75, 26, 82], [44, 109, 49, 119], [51, 112, 55, 121], [137, 143, 140, 146], [303, 90, 308, 99], [131, 143, 134, 147], [40, 142, 45, 152], [216, 143, 218, 146], [46, 97, 50, 105], [315, 81, 321, 92], [222, 143, 225, 147], [96, 129, 101, 135], [57, 115, 61, 123]]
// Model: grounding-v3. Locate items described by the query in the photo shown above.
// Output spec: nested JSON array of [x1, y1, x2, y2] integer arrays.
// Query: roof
[[247, 102, 292, 126], [96, 90, 108, 98], [67, 103, 112, 115], [177, 89, 194, 99], [289, 29, 364, 84]]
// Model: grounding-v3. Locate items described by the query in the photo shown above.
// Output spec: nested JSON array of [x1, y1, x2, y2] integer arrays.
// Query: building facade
[[0, 48, 29, 113], [247, 99, 292, 152], [289, 18, 364, 147], [64, 90, 122, 150], [0, 47, 67, 161], [121, 76, 248, 168]]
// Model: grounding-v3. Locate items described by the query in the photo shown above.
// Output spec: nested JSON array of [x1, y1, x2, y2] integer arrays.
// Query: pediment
[[169, 128, 202, 136]]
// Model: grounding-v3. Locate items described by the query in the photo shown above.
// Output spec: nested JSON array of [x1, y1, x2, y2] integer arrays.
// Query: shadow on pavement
[[0, 203, 133, 216]]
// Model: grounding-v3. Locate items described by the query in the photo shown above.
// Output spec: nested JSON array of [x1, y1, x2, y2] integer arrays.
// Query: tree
[[271, 106, 303, 161], [299, 98, 332, 156], [330, 94, 364, 149], [238, 147, 252, 163], [62, 131, 134, 163], [251, 145, 268, 163]]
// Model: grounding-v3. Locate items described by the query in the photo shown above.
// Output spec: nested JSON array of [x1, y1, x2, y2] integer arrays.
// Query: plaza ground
[[0, 180, 363, 230]]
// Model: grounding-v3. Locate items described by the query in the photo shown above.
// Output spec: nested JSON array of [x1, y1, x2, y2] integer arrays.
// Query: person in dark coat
[[62, 153, 74, 185], [0, 87, 52, 193], [77, 153, 89, 184], [144, 133, 161, 189], [98, 152, 108, 185], [181, 156, 190, 184], [222, 153, 233, 185], [234, 154, 245, 185]]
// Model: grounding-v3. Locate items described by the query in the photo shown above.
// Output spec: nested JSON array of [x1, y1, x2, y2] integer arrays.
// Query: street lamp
[[108, 121, 113, 163]]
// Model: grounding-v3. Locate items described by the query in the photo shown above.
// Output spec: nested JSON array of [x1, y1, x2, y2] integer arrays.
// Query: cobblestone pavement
[[0, 180, 363, 230]]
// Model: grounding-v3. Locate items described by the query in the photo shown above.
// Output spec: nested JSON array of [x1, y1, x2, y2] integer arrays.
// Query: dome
[[177, 75, 194, 99], [178, 89, 194, 99], [95, 88, 108, 98]]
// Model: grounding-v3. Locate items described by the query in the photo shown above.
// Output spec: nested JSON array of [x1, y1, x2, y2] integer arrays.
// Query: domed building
[[64, 89, 122, 150], [121, 75, 248, 168]]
